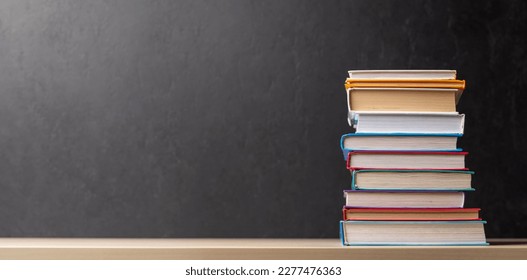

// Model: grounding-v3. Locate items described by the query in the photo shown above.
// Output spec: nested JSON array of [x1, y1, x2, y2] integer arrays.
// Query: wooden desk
[[0, 238, 526, 259]]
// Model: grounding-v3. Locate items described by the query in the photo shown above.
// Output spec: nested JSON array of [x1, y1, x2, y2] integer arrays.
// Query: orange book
[[344, 79, 466, 90], [344, 79, 465, 113]]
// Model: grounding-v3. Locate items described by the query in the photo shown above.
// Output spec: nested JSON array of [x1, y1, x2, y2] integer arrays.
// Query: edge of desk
[[0, 238, 525, 260]]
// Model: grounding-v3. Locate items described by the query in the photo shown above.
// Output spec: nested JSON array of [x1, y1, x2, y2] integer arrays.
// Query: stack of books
[[339, 70, 488, 246]]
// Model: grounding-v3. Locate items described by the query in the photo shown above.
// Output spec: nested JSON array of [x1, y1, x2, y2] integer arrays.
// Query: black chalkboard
[[0, 0, 526, 237]]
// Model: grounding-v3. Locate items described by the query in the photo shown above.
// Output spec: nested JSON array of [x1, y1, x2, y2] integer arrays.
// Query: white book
[[347, 69, 457, 79], [348, 112, 465, 134]]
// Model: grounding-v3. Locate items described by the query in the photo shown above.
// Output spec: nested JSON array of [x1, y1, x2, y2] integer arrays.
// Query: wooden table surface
[[0, 238, 526, 259]]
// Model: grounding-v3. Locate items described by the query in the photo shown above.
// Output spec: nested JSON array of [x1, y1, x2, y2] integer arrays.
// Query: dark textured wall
[[0, 0, 526, 237]]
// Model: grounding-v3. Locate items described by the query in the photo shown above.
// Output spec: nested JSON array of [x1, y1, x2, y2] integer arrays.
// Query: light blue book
[[340, 220, 488, 246], [340, 133, 462, 160]]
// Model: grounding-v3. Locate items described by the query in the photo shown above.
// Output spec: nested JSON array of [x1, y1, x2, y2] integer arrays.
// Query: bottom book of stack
[[340, 220, 487, 246]]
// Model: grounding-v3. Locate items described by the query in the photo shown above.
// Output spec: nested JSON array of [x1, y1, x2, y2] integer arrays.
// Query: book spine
[[459, 114, 466, 134], [340, 135, 348, 160], [351, 170, 358, 190], [339, 221, 346, 246], [346, 152, 352, 170], [346, 88, 352, 114]]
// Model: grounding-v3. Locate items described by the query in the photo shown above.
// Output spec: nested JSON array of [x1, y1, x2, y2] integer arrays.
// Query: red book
[[346, 151, 468, 170], [342, 207, 481, 221]]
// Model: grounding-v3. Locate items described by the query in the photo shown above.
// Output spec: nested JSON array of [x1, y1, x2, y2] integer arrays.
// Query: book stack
[[339, 70, 488, 246]]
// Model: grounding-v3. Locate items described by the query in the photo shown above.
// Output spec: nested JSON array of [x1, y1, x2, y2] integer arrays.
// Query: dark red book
[[342, 206, 481, 221]]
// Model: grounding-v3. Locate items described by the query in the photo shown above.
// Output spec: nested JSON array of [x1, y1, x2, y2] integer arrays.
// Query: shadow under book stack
[[339, 70, 488, 246]]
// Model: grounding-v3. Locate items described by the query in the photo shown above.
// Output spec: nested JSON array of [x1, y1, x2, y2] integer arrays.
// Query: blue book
[[340, 133, 462, 160], [350, 169, 475, 191], [340, 220, 488, 246]]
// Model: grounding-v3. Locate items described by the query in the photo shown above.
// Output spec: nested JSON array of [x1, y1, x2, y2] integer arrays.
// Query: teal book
[[350, 169, 475, 191], [340, 220, 488, 246], [340, 133, 462, 160]]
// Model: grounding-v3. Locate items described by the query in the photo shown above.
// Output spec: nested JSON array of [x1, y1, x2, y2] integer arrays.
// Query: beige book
[[348, 88, 458, 112]]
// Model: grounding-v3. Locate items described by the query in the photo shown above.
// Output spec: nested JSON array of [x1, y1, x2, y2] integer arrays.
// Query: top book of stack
[[347, 69, 458, 79]]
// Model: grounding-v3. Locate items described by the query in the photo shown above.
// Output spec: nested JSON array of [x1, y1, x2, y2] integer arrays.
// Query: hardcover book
[[344, 78, 466, 91], [350, 169, 474, 191], [342, 207, 481, 221], [346, 151, 468, 170], [348, 111, 465, 133], [346, 87, 460, 113], [340, 133, 461, 159], [340, 220, 488, 246], [343, 190, 465, 208], [347, 69, 457, 80]]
